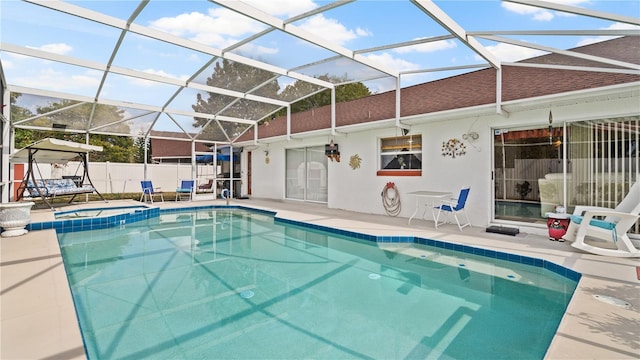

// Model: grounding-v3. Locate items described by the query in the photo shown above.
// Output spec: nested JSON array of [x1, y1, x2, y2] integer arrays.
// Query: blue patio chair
[[140, 180, 164, 203], [176, 180, 194, 201], [434, 186, 471, 231]]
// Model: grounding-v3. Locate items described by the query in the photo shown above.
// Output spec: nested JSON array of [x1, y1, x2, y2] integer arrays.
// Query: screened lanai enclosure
[[1, 0, 639, 231]]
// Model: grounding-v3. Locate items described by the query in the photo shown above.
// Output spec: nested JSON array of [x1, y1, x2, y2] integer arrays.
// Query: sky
[[0, 0, 638, 135]]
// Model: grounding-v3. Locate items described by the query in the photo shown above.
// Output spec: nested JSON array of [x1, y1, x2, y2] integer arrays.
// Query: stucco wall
[[246, 87, 640, 229]]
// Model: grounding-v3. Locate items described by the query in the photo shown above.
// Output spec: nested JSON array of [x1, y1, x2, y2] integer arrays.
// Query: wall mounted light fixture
[[325, 139, 340, 162]]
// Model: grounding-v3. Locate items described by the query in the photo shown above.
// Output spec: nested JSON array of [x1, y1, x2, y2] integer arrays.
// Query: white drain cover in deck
[[593, 295, 631, 309]]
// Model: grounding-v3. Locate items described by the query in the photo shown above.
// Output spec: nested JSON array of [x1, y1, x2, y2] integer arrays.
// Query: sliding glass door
[[493, 116, 639, 235], [286, 146, 328, 202], [493, 125, 562, 222]]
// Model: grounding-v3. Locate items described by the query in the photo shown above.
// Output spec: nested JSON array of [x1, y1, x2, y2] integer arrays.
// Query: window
[[377, 135, 422, 176]]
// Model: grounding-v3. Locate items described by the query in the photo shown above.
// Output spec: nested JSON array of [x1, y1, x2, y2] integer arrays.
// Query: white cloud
[[394, 39, 457, 54], [363, 52, 421, 73], [234, 43, 279, 58], [241, 0, 317, 17], [1, 58, 14, 70], [479, 43, 546, 62], [16, 68, 100, 92], [577, 22, 640, 46], [356, 27, 372, 37], [26, 43, 73, 55], [298, 14, 369, 46], [502, 0, 589, 21], [148, 8, 265, 48], [129, 69, 190, 87]]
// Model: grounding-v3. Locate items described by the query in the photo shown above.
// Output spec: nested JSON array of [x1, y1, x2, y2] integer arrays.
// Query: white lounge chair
[[568, 208, 639, 258], [562, 182, 640, 257]]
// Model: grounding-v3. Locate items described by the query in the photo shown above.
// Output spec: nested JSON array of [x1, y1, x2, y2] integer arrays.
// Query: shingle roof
[[150, 131, 212, 159], [239, 36, 640, 142]]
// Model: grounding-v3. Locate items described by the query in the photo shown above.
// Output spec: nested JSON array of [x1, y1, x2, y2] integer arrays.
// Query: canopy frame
[[13, 138, 106, 209]]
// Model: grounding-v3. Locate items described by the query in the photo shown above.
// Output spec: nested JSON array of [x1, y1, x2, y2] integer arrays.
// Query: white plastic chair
[[563, 182, 640, 257]]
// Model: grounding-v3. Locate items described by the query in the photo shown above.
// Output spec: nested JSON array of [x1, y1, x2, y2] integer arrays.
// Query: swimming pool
[[54, 205, 150, 220], [56, 207, 578, 359]]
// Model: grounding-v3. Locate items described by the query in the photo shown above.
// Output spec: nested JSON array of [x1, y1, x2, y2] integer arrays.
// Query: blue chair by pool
[[176, 180, 194, 201], [140, 180, 164, 203], [434, 186, 471, 231]]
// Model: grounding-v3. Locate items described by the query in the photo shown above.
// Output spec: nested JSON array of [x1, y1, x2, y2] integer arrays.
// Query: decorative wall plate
[[442, 138, 466, 158], [349, 154, 362, 170]]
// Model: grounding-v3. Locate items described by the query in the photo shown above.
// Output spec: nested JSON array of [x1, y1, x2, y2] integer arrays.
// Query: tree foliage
[[191, 59, 280, 141], [279, 75, 372, 115], [191, 63, 372, 132], [133, 136, 151, 163], [11, 94, 137, 162]]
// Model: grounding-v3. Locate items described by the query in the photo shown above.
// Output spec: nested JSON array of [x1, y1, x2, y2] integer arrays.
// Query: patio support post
[[143, 136, 148, 180], [286, 107, 291, 141], [213, 143, 218, 197], [1, 100, 10, 203], [496, 67, 503, 115], [191, 140, 196, 189], [394, 76, 409, 132], [562, 120, 568, 208], [331, 87, 336, 135], [254, 122, 259, 144], [229, 145, 234, 199]]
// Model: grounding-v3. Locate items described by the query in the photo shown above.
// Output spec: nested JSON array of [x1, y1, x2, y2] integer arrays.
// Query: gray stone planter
[[0, 202, 35, 237]]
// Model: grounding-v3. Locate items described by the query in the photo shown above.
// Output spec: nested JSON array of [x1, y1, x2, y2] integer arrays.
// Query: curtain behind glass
[[286, 148, 305, 200], [285, 146, 328, 202], [306, 146, 328, 202]]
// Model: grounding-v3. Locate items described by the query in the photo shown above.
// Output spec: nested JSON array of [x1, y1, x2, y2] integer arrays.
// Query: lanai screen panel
[[90, 108, 159, 137], [227, 28, 344, 72], [1, 0, 639, 145], [0, 1, 121, 64], [10, 94, 91, 132]]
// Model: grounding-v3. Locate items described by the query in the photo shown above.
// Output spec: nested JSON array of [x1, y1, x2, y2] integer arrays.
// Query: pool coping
[[36, 204, 582, 283]]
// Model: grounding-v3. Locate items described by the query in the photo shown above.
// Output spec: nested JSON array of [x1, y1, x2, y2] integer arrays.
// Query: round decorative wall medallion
[[349, 154, 362, 170]]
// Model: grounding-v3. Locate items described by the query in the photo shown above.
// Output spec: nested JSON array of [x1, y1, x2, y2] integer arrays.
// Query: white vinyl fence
[[15, 161, 217, 196]]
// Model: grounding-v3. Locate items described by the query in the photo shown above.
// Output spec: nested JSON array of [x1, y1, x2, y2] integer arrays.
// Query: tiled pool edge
[[27, 204, 580, 283], [275, 217, 582, 283]]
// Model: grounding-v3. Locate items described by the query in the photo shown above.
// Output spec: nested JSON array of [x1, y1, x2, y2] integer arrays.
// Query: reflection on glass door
[[493, 116, 638, 234], [286, 146, 328, 202], [493, 126, 565, 223]]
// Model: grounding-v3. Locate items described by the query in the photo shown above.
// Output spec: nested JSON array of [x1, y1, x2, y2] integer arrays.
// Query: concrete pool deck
[[1, 198, 638, 359]]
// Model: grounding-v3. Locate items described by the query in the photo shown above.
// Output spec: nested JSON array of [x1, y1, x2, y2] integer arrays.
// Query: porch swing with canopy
[[12, 138, 107, 210]]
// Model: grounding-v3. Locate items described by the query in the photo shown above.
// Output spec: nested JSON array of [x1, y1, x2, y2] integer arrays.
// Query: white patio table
[[407, 191, 453, 227]]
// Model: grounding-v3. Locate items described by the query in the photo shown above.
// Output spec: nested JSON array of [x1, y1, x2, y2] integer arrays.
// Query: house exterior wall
[[246, 87, 640, 229]]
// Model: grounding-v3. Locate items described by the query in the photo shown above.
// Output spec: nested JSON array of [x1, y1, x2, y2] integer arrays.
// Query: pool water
[[54, 206, 149, 219], [495, 200, 543, 221], [57, 208, 577, 359]]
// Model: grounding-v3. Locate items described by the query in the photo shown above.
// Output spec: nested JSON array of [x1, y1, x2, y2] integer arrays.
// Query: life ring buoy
[[381, 182, 401, 216], [221, 188, 230, 199]]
